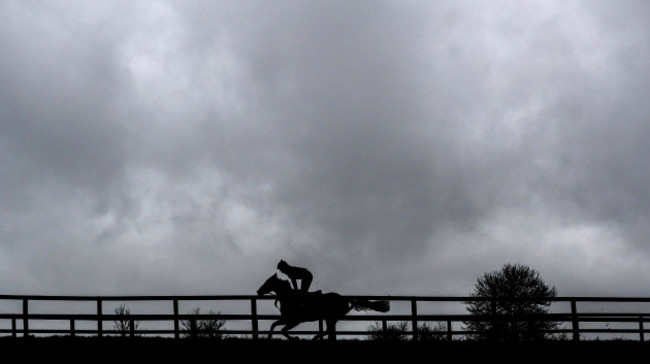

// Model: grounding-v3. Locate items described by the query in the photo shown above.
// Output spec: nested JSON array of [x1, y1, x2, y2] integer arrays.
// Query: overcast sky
[[1, 0, 649, 299]]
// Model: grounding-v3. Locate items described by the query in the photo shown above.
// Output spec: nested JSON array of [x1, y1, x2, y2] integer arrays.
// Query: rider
[[277, 260, 313, 293]]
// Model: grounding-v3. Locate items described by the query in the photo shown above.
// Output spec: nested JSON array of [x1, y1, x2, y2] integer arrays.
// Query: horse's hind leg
[[312, 328, 326, 341], [326, 319, 337, 341], [311, 319, 331, 341]]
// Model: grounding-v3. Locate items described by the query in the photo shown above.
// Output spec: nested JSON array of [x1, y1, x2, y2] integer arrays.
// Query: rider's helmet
[[277, 260, 289, 270]]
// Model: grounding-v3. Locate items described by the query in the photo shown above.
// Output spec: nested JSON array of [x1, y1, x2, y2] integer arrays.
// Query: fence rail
[[0, 294, 648, 341]]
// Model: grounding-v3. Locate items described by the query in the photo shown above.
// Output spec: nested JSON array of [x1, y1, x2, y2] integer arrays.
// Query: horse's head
[[257, 273, 280, 296]]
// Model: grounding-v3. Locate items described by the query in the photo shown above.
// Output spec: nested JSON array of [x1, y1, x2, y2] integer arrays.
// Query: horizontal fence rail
[[0, 295, 649, 341]]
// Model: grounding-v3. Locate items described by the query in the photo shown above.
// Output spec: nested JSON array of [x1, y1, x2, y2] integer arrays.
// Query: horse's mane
[[275, 276, 292, 290], [272, 276, 292, 309]]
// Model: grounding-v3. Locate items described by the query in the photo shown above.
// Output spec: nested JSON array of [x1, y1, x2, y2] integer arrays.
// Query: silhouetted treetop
[[470, 263, 557, 302], [464, 263, 560, 342]]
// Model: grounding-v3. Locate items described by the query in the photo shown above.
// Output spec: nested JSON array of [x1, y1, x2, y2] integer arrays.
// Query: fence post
[[251, 298, 258, 340], [22, 299, 29, 338], [173, 299, 180, 339], [130, 318, 135, 337], [447, 319, 453, 341], [639, 315, 645, 342], [382, 319, 388, 340], [411, 299, 418, 341], [570, 300, 579, 342], [489, 299, 497, 341], [97, 299, 103, 338], [12, 318, 16, 338], [70, 319, 76, 337]]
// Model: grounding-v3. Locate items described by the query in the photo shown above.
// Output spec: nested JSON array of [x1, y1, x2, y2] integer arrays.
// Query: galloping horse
[[257, 273, 390, 341]]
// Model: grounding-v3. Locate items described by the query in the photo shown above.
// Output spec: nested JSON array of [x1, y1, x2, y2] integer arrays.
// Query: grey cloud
[[0, 2, 130, 203]]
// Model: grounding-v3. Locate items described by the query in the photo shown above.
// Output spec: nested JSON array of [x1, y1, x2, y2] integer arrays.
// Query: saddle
[[285, 290, 323, 316], [296, 290, 322, 303]]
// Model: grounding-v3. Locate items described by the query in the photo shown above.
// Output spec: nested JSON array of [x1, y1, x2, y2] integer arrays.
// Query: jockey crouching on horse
[[277, 260, 319, 312], [277, 260, 313, 292]]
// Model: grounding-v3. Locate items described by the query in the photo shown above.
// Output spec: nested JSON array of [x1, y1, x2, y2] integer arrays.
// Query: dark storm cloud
[[0, 2, 129, 206], [180, 2, 490, 261], [1, 1, 650, 296], [509, 2, 650, 250]]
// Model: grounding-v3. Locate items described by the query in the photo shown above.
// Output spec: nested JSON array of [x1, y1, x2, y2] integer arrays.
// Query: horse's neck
[[275, 283, 293, 297]]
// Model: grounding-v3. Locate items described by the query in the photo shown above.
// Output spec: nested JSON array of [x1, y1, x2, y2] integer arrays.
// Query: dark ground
[[2, 337, 647, 362]]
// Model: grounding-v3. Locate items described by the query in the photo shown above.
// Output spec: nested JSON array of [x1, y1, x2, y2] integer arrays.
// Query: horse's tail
[[349, 299, 390, 313]]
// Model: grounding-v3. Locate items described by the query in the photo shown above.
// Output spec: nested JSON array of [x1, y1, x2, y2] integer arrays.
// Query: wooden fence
[[0, 295, 648, 341]]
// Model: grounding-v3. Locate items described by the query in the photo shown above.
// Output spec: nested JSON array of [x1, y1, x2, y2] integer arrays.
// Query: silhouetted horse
[[257, 273, 390, 341]]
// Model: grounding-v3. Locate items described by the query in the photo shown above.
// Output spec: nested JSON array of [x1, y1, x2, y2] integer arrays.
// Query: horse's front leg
[[268, 319, 285, 339], [280, 321, 300, 340]]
